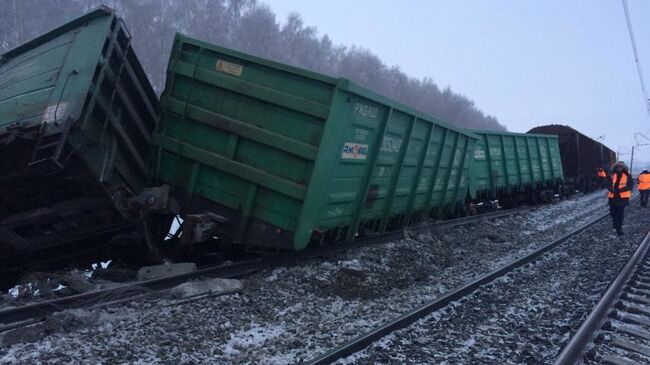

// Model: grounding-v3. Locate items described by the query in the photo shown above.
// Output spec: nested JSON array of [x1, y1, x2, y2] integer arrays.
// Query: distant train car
[[527, 124, 616, 193], [469, 130, 564, 209], [154, 33, 478, 251]]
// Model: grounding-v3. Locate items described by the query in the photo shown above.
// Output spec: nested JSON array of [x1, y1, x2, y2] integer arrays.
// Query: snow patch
[[222, 323, 286, 356], [339, 259, 363, 271]]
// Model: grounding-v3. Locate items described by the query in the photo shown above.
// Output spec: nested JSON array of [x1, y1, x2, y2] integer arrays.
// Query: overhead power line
[[622, 0, 650, 120]]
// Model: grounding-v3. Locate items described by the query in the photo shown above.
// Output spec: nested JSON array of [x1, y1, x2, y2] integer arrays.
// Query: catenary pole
[[631, 145, 635, 175]]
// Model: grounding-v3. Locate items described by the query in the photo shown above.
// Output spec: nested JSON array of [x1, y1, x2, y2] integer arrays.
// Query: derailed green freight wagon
[[469, 130, 564, 206], [0, 8, 160, 255], [154, 34, 478, 251]]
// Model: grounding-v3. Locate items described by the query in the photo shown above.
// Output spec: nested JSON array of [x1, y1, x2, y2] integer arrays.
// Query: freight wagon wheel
[[541, 191, 554, 204], [463, 199, 476, 216], [146, 213, 175, 246], [107, 232, 151, 265], [125, 212, 174, 262], [459, 202, 470, 217], [525, 190, 537, 205], [500, 197, 517, 209]]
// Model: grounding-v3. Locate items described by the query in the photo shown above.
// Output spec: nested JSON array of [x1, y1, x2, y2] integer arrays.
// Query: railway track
[[0, 206, 527, 328], [554, 228, 650, 365], [304, 207, 619, 365]]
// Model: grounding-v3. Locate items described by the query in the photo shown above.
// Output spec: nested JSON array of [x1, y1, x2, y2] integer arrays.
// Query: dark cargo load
[[0, 7, 159, 256], [528, 124, 616, 191], [154, 34, 478, 251]]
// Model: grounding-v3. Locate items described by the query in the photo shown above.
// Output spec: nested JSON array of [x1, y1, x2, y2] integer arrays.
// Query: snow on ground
[[339, 204, 650, 364], [0, 191, 618, 364], [523, 190, 606, 231]]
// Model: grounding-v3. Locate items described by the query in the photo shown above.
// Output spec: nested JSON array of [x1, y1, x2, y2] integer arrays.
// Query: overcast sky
[[265, 0, 650, 164]]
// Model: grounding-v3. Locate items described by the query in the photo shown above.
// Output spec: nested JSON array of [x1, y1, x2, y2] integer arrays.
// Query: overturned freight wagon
[[528, 124, 616, 192], [154, 34, 479, 251], [0, 8, 162, 261], [469, 130, 564, 207]]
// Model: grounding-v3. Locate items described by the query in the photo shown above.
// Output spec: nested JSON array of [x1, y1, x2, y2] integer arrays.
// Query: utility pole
[[601, 143, 604, 168], [633, 136, 650, 174], [617, 145, 635, 173], [630, 145, 635, 176], [596, 135, 606, 168]]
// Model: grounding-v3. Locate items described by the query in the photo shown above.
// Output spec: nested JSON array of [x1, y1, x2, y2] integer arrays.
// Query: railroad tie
[[618, 324, 650, 341], [602, 354, 641, 365], [609, 338, 650, 358]]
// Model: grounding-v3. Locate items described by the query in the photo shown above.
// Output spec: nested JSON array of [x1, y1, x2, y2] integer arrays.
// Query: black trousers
[[610, 205, 625, 230], [641, 190, 650, 207]]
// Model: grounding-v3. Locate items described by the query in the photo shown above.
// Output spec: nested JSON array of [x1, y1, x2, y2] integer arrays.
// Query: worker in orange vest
[[596, 167, 608, 188], [608, 161, 634, 235], [637, 170, 650, 207]]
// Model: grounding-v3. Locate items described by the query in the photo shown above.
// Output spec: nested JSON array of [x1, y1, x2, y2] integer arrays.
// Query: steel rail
[[0, 207, 525, 326], [305, 210, 612, 365], [427, 206, 528, 230], [553, 229, 650, 365]]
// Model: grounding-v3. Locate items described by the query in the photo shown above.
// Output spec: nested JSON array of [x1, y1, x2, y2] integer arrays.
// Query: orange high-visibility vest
[[609, 173, 631, 199], [597, 169, 606, 178], [639, 173, 650, 191]]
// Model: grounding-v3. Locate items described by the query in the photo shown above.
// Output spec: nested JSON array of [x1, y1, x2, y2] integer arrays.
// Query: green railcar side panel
[[156, 34, 478, 250], [0, 7, 158, 198], [470, 130, 563, 198], [547, 137, 563, 178], [0, 7, 160, 253]]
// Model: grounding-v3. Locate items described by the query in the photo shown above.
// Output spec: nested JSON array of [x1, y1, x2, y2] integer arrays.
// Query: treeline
[[0, 0, 505, 131]]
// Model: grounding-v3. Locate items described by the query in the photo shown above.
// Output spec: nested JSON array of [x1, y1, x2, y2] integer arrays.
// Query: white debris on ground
[[2, 260, 138, 307], [0, 192, 616, 364]]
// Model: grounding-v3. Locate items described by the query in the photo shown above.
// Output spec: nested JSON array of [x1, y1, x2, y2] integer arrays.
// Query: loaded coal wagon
[[528, 124, 616, 192], [0, 7, 165, 262], [153, 34, 479, 251], [469, 130, 564, 209]]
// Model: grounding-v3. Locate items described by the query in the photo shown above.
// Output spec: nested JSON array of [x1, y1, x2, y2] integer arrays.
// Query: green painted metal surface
[[469, 130, 563, 198], [0, 7, 158, 196], [155, 34, 478, 250]]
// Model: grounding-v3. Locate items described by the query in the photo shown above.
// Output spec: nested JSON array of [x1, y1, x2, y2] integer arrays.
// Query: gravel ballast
[[0, 192, 625, 364], [339, 204, 650, 365]]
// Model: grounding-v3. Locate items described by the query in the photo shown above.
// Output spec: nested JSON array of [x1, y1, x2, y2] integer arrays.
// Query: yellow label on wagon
[[215, 60, 243, 76]]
